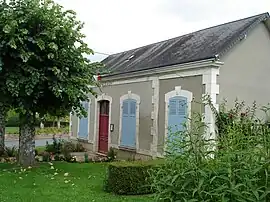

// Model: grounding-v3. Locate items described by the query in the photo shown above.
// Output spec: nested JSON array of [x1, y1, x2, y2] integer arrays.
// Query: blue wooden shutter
[[168, 96, 187, 134], [167, 96, 188, 153], [121, 99, 137, 148], [78, 101, 89, 139]]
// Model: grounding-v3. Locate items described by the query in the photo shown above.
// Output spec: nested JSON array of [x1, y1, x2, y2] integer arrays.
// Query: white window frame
[[164, 86, 193, 153], [77, 99, 91, 141], [118, 91, 140, 151]]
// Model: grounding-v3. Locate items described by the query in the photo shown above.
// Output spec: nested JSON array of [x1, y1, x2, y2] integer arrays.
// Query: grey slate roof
[[102, 13, 270, 75]]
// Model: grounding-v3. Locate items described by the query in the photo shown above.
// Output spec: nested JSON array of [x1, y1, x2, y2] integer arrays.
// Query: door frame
[[93, 93, 112, 153], [77, 100, 91, 141], [118, 91, 140, 151], [164, 86, 193, 154]]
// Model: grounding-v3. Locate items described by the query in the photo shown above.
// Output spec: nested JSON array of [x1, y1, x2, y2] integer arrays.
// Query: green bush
[[104, 160, 163, 195], [150, 99, 270, 202], [41, 151, 51, 162], [45, 137, 63, 155], [106, 147, 117, 162], [74, 142, 86, 152], [4, 146, 18, 157]]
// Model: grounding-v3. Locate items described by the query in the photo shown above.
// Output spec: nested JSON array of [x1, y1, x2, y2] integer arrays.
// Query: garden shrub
[[41, 151, 51, 162], [61, 141, 76, 154], [43, 137, 86, 162], [61, 141, 84, 161], [4, 146, 18, 157], [74, 142, 86, 152], [45, 137, 63, 155], [106, 147, 117, 162], [104, 160, 164, 195], [149, 99, 270, 202]]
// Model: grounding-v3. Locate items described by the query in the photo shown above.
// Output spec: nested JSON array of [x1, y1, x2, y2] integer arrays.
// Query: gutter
[[101, 57, 221, 81]]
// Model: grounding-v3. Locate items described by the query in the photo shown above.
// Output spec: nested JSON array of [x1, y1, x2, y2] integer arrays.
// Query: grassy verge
[[6, 127, 19, 134], [6, 127, 69, 135], [35, 146, 46, 153], [0, 162, 152, 202]]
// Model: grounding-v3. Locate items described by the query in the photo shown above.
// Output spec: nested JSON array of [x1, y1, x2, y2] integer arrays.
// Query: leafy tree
[[0, 61, 14, 155], [0, 0, 102, 166], [0, 104, 10, 156]]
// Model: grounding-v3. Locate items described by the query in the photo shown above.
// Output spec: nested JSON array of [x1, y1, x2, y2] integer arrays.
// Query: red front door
[[98, 100, 109, 153]]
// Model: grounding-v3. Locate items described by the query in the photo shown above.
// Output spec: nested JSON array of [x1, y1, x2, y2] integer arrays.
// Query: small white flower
[[54, 172, 58, 175], [28, 166, 32, 169], [64, 180, 69, 183], [64, 173, 69, 177], [50, 166, 54, 170], [51, 177, 55, 180], [71, 183, 75, 186], [19, 177, 23, 180], [48, 162, 53, 166]]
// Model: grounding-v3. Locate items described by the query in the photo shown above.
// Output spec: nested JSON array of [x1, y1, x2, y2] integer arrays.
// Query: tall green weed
[[150, 100, 270, 202]]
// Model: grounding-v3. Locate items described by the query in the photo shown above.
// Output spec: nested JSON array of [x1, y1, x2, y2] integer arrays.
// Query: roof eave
[[101, 57, 222, 81]]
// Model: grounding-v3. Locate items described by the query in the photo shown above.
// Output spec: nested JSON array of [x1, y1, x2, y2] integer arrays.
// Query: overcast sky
[[55, 0, 270, 62]]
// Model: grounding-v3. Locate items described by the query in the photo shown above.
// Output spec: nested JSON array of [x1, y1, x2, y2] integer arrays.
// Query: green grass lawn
[[6, 126, 19, 134], [0, 162, 152, 202]]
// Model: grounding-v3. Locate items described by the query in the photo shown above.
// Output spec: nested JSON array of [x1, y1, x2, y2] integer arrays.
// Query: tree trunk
[[57, 119, 61, 129], [18, 112, 35, 166], [40, 122, 44, 129], [0, 108, 7, 156]]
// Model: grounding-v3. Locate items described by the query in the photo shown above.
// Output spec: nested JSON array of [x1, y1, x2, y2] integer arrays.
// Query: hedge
[[104, 160, 164, 195]]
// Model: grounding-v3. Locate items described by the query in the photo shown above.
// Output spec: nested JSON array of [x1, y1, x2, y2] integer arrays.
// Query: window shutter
[[178, 99, 187, 116], [123, 101, 129, 115], [129, 101, 136, 115], [169, 100, 177, 115]]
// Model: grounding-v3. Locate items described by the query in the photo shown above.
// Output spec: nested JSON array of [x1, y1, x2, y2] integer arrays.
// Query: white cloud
[[55, 0, 270, 61]]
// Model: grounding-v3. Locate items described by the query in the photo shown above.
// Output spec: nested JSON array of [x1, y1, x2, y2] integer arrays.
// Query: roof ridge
[[107, 12, 269, 58]]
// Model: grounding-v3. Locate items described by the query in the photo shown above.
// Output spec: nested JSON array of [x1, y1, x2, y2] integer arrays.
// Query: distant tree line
[[6, 109, 69, 128]]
